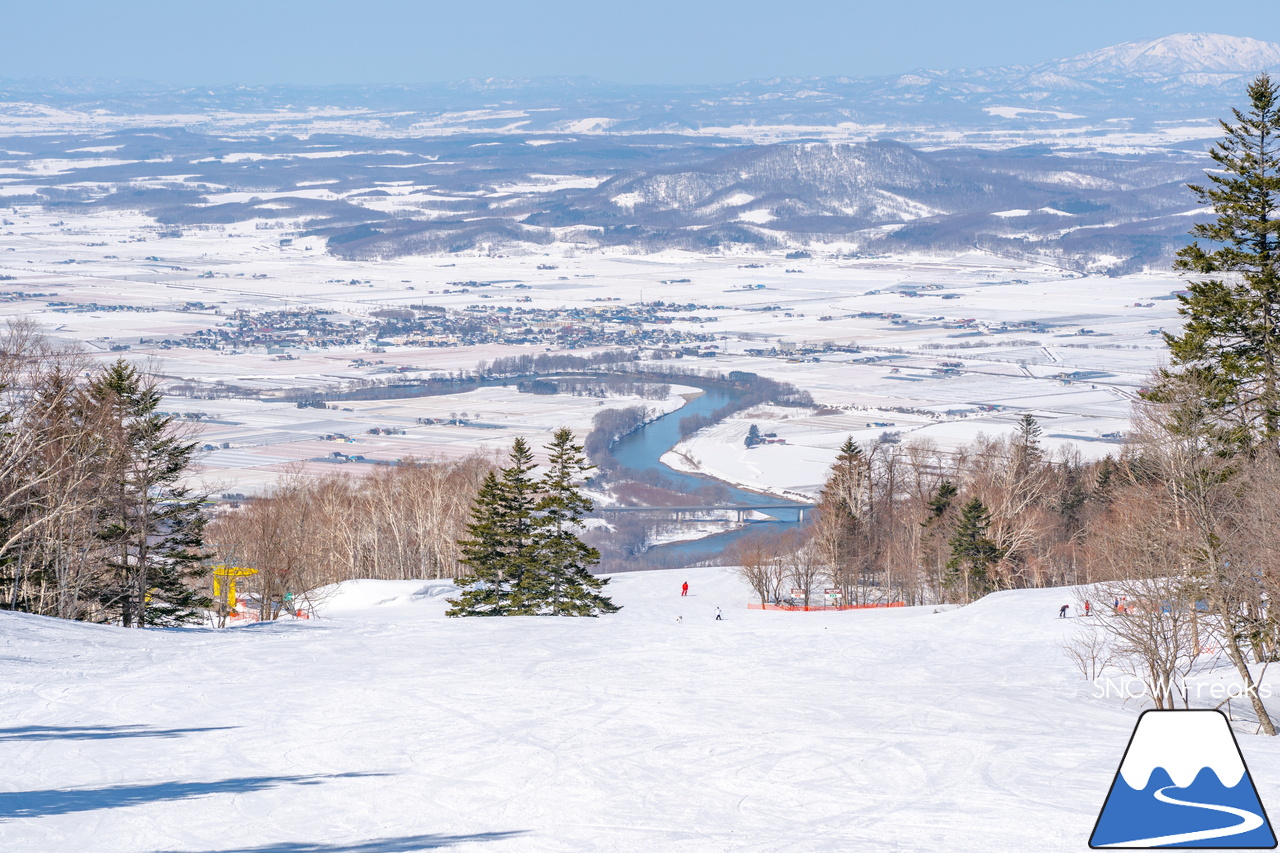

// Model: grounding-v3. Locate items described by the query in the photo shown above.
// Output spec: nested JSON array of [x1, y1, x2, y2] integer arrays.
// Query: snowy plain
[[4, 567, 1278, 852], [0, 202, 1185, 497]]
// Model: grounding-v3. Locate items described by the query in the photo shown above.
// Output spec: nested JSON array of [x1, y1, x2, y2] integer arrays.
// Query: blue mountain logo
[[1091, 710, 1276, 849]]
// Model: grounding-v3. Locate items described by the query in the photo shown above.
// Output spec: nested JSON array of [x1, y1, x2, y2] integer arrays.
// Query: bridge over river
[[596, 382, 818, 564], [595, 504, 813, 523]]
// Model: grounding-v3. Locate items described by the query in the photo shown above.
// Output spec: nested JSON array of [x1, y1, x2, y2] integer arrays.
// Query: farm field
[[0, 205, 1183, 495]]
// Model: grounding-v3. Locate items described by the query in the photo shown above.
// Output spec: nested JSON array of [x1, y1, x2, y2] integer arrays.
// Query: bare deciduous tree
[[207, 454, 494, 617]]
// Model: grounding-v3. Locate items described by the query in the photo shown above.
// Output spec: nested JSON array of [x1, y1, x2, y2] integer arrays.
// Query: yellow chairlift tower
[[212, 565, 257, 627]]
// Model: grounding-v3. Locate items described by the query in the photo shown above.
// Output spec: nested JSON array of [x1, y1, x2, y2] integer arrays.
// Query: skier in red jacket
[[681, 581, 689, 596]]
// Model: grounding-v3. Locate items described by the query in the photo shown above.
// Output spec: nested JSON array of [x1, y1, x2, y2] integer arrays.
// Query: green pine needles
[[1157, 73, 1280, 453], [91, 359, 211, 627], [945, 497, 1004, 601], [446, 429, 619, 617]]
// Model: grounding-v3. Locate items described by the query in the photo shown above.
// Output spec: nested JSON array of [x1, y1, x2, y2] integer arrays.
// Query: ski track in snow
[[2, 570, 1279, 852]]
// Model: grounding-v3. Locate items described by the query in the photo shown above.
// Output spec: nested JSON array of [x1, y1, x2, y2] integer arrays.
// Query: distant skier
[[715, 607, 722, 621], [1059, 604, 1070, 618], [681, 581, 689, 597], [1084, 600, 1092, 617]]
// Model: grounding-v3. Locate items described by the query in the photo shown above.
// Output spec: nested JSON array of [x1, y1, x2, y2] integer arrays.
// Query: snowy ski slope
[[3, 568, 1278, 852]]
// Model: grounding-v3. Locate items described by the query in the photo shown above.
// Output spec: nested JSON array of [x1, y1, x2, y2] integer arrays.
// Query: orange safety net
[[747, 601, 906, 612]]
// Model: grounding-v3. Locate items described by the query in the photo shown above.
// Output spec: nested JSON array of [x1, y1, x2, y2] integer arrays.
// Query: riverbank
[[603, 384, 808, 567], [661, 404, 836, 501]]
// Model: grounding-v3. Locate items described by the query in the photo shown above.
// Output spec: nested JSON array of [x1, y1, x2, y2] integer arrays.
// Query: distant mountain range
[[1045, 33, 1280, 76], [2, 34, 1270, 271], [0, 124, 1198, 272], [2, 33, 1278, 135]]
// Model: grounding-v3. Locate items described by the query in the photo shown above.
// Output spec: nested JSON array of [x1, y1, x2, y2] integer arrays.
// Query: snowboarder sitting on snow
[[1059, 604, 1070, 618]]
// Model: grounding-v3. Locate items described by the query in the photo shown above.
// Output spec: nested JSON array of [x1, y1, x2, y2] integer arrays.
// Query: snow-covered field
[[0, 202, 1184, 495], [5, 567, 1277, 852], [166, 384, 691, 497], [0, 94, 1225, 156]]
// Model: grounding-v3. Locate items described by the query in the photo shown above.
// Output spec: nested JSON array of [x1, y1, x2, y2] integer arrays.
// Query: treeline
[[676, 371, 812, 438], [264, 349, 647, 405], [740, 405, 1280, 728], [735, 416, 1111, 607], [0, 322, 208, 626], [518, 377, 670, 399], [584, 406, 653, 474], [208, 455, 493, 620], [741, 409, 1271, 609], [272, 372, 481, 404], [477, 349, 640, 377], [742, 405, 1272, 609]]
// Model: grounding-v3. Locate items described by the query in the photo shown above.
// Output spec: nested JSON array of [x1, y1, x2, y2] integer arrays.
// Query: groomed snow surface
[[4, 568, 1279, 852]]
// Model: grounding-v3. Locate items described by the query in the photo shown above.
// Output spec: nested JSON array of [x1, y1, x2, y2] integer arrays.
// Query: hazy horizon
[[4, 0, 1280, 88]]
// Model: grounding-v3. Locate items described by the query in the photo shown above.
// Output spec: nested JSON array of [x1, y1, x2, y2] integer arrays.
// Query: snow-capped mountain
[[3, 32, 1278, 131], [587, 142, 973, 226], [0, 33, 1266, 271], [1046, 33, 1280, 76], [866, 33, 1280, 121]]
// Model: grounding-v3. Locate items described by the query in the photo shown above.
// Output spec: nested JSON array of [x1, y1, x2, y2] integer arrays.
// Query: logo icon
[[1090, 710, 1276, 848]]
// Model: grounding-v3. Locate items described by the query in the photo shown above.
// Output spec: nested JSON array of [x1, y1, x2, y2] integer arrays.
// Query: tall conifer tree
[[447, 471, 511, 616], [1158, 73, 1280, 452], [946, 497, 1003, 602], [518, 428, 617, 616], [448, 438, 540, 616], [815, 437, 872, 600], [919, 480, 959, 591], [89, 360, 209, 627], [450, 432, 618, 617]]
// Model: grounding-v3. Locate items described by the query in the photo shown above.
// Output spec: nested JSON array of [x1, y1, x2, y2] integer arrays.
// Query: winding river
[[608, 386, 808, 566]]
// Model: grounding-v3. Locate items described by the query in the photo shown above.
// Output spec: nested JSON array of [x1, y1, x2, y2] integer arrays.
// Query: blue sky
[[4, 0, 1280, 86]]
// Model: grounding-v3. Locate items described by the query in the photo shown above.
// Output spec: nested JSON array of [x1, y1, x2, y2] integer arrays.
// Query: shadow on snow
[[0, 724, 236, 742], [153, 833, 528, 852], [0, 773, 386, 820]]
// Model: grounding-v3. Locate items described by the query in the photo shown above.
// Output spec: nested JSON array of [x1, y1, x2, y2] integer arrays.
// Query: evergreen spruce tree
[[517, 428, 618, 616], [1015, 414, 1043, 462], [89, 360, 209, 627], [446, 471, 510, 616], [923, 480, 958, 524], [946, 497, 1004, 602], [919, 479, 959, 592], [822, 437, 871, 519], [745, 423, 762, 448], [447, 438, 539, 617], [1156, 73, 1280, 452], [815, 437, 873, 600], [1094, 455, 1116, 505]]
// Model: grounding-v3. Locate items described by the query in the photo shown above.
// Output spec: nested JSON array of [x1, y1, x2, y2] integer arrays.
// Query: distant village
[[138, 296, 725, 354]]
